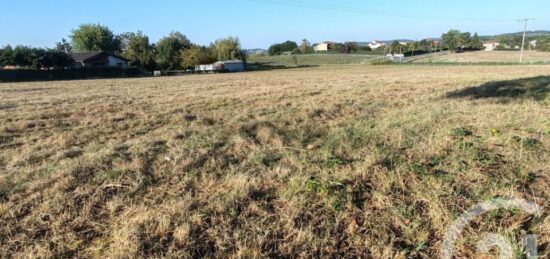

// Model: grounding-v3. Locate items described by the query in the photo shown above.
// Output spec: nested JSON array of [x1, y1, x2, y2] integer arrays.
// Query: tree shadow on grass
[[446, 76, 550, 103]]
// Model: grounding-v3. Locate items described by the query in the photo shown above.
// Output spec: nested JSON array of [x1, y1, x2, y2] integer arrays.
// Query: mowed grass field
[[414, 50, 550, 63], [248, 54, 384, 68], [0, 65, 549, 258]]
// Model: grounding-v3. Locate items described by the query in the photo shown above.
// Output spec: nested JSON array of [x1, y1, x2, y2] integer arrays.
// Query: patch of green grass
[[0, 175, 18, 201], [343, 122, 370, 149], [512, 136, 543, 149], [305, 179, 324, 193], [377, 154, 401, 170], [95, 169, 129, 183], [304, 178, 349, 211], [475, 149, 501, 167], [325, 156, 346, 167], [184, 131, 220, 151], [452, 127, 473, 138], [248, 54, 384, 67], [253, 152, 284, 167], [523, 138, 542, 149]]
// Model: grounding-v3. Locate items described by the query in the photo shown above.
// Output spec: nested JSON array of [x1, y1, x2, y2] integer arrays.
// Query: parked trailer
[[195, 64, 216, 73], [216, 60, 245, 72], [195, 60, 245, 73]]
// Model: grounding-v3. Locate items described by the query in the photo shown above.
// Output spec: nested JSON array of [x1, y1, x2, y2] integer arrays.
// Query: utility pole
[[518, 18, 534, 63]]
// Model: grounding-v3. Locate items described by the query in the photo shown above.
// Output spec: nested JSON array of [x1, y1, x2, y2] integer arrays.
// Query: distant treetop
[[70, 24, 122, 54]]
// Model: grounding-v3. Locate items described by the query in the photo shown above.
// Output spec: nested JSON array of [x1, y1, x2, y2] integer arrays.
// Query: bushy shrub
[[0, 67, 144, 82], [268, 41, 298, 56]]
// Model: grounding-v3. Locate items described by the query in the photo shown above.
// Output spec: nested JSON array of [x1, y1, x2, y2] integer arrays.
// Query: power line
[[518, 18, 535, 63], [247, 0, 513, 22]]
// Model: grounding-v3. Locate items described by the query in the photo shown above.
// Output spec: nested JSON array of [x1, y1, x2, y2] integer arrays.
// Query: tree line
[[0, 23, 246, 71], [441, 29, 550, 52], [537, 36, 550, 51], [267, 39, 372, 56], [493, 34, 550, 51], [0, 46, 74, 70], [440, 30, 484, 52], [265, 30, 485, 57]]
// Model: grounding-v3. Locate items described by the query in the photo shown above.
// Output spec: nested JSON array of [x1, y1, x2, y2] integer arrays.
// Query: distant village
[[248, 37, 542, 56]]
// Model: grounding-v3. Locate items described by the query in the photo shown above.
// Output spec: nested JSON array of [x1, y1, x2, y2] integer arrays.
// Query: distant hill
[[262, 31, 550, 50], [498, 30, 550, 37], [382, 39, 415, 44], [245, 49, 267, 55], [356, 39, 414, 46], [482, 30, 550, 39]]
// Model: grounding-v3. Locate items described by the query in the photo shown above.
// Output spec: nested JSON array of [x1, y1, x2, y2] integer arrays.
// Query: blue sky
[[0, 0, 548, 49]]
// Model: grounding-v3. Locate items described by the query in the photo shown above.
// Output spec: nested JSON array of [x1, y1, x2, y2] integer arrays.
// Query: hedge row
[[0, 68, 147, 82]]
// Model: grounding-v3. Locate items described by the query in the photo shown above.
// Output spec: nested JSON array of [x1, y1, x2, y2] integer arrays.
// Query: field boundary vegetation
[[0, 67, 145, 82]]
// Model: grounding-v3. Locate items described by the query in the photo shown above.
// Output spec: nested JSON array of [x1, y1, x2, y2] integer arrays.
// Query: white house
[[313, 42, 331, 52], [71, 51, 129, 69], [530, 40, 538, 49], [483, 41, 499, 51], [368, 40, 385, 50]]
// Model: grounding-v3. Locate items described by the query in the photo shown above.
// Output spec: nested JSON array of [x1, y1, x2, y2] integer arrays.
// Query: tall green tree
[[48, 50, 74, 68], [0, 45, 14, 66], [299, 39, 312, 53], [55, 38, 72, 54], [13, 46, 34, 67], [120, 31, 156, 70], [407, 42, 419, 55], [390, 41, 401, 54], [511, 36, 523, 49], [180, 46, 216, 69], [458, 32, 471, 48], [441, 30, 463, 52], [211, 37, 246, 61], [343, 42, 358, 53], [418, 39, 430, 52], [268, 41, 298, 56], [469, 33, 483, 50], [155, 32, 192, 70], [70, 24, 122, 53], [31, 49, 74, 69], [0, 45, 73, 69], [537, 36, 550, 51]]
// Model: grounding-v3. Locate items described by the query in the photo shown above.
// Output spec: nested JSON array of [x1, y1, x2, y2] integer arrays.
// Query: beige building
[[313, 43, 331, 52], [483, 41, 499, 51]]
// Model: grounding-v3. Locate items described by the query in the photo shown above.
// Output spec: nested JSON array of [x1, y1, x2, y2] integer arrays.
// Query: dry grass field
[[247, 54, 384, 68], [414, 50, 550, 63], [0, 65, 549, 258]]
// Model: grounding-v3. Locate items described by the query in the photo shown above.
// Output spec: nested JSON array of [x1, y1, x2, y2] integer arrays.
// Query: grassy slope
[[248, 54, 384, 67], [0, 66, 549, 258], [414, 50, 550, 63]]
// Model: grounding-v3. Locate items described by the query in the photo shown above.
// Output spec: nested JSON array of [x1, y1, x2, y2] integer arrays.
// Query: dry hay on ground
[[0, 65, 549, 258], [415, 50, 550, 63]]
